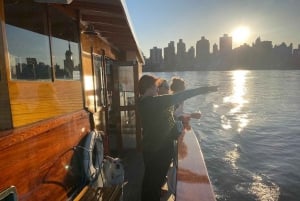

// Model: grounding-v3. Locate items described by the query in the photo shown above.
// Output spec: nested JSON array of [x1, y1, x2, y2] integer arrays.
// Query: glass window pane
[[49, 7, 81, 80], [93, 54, 105, 106], [119, 66, 134, 106], [121, 110, 136, 148], [120, 110, 136, 133], [5, 2, 51, 80], [105, 58, 113, 106]]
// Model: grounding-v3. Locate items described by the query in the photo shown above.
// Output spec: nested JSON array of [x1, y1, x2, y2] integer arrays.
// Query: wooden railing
[[176, 127, 216, 201]]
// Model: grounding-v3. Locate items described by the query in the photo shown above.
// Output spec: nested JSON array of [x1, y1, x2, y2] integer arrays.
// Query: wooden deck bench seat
[[74, 185, 122, 201]]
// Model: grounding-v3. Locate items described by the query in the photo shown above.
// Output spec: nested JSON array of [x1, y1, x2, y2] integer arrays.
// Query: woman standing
[[137, 74, 217, 201]]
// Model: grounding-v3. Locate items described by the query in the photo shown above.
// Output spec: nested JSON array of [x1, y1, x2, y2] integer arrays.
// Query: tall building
[[219, 34, 233, 67], [186, 46, 195, 68], [149, 46, 163, 70], [196, 36, 210, 68], [212, 43, 218, 55], [164, 41, 176, 70], [252, 38, 273, 67], [176, 39, 186, 69], [219, 34, 232, 54]]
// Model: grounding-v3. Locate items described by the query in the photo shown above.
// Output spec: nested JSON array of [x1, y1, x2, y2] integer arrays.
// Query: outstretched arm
[[171, 86, 218, 105], [151, 86, 218, 109]]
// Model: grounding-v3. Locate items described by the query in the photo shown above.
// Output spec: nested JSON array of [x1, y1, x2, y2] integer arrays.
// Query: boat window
[[4, 1, 81, 81], [118, 66, 135, 106], [93, 54, 105, 106], [49, 7, 81, 80], [105, 58, 113, 106], [4, 2, 51, 80]]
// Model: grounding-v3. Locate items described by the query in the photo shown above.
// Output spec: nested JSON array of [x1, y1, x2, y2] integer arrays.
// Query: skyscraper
[[177, 39, 186, 69], [219, 34, 232, 54], [164, 41, 176, 70], [149, 46, 163, 70], [196, 36, 210, 68]]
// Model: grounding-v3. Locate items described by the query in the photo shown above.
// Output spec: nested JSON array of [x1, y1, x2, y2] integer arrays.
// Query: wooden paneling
[[81, 51, 95, 112], [0, 83, 12, 130], [0, 110, 91, 201], [81, 34, 118, 60], [8, 81, 83, 127]]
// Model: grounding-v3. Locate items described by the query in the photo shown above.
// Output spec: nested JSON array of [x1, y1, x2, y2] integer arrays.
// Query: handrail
[[176, 127, 216, 201], [0, 186, 18, 201]]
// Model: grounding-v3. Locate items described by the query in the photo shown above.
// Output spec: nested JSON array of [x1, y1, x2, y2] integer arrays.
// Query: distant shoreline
[[143, 66, 300, 72]]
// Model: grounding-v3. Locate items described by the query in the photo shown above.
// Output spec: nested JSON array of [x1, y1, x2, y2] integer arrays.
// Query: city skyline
[[146, 34, 299, 59], [144, 34, 300, 71], [126, 0, 300, 58]]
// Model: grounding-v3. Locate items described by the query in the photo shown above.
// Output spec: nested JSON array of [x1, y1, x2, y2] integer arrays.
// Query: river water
[[151, 70, 300, 201]]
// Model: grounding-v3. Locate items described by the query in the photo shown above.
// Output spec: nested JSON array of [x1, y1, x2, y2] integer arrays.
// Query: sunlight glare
[[223, 70, 249, 133], [232, 26, 250, 44], [224, 145, 240, 169], [250, 174, 280, 201]]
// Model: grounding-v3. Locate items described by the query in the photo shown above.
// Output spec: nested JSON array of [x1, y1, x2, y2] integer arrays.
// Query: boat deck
[[118, 127, 215, 201], [120, 149, 174, 201]]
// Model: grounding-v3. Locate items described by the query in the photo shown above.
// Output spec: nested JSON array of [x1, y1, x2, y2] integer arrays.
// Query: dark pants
[[141, 142, 174, 201]]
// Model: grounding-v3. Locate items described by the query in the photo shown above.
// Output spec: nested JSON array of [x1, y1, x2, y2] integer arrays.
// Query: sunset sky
[[125, 0, 300, 57]]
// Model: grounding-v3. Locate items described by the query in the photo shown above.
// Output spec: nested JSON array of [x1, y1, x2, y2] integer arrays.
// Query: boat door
[[108, 61, 141, 151]]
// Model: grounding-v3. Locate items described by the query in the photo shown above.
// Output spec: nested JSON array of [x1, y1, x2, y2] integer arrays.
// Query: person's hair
[[170, 77, 186, 93], [157, 79, 169, 89], [138, 74, 158, 95]]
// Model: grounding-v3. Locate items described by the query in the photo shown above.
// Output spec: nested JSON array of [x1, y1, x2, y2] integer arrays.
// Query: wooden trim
[[73, 185, 122, 201], [0, 0, 9, 81], [112, 63, 123, 150], [0, 110, 88, 149], [46, 5, 55, 82], [73, 186, 89, 201], [134, 62, 142, 151], [0, 0, 13, 130]]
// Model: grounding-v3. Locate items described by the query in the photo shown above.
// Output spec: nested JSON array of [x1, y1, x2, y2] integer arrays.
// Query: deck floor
[[119, 150, 175, 201]]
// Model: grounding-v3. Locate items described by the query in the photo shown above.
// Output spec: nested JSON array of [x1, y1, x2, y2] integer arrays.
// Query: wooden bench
[[73, 185, 122, 201]]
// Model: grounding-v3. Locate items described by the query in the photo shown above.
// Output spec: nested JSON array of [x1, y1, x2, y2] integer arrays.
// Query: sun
[[232, 26, 250, 45]]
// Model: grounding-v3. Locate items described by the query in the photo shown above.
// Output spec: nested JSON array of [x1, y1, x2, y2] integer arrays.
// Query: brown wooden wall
[[0, 110, 91, 201], [8, 81, 83, 128], [80, 34, 119, 60]]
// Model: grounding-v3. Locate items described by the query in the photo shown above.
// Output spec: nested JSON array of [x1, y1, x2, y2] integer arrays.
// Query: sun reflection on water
[[250, 174, 280, 201], [223, 70, 250, 133], [224, 144, 240, 169]]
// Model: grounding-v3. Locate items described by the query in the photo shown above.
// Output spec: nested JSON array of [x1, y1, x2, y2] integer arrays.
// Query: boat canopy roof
[[61, 0, 144, 63]]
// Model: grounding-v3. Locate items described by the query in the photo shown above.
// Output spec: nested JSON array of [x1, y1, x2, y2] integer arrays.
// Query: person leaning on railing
[[170, 76, 202, 129], [137, 74, 217, 201]]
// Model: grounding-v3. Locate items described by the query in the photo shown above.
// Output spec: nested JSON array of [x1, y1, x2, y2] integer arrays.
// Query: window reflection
[[5, 3, 51, 80], [50, 7, 81, 80], [121, 110, 136, 131], [119, 66, 135, 106], [106, 58, 113, 106], [93, 54, 105, 106], [4, 1, 81, 81], [120, 110, 136, 149]]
